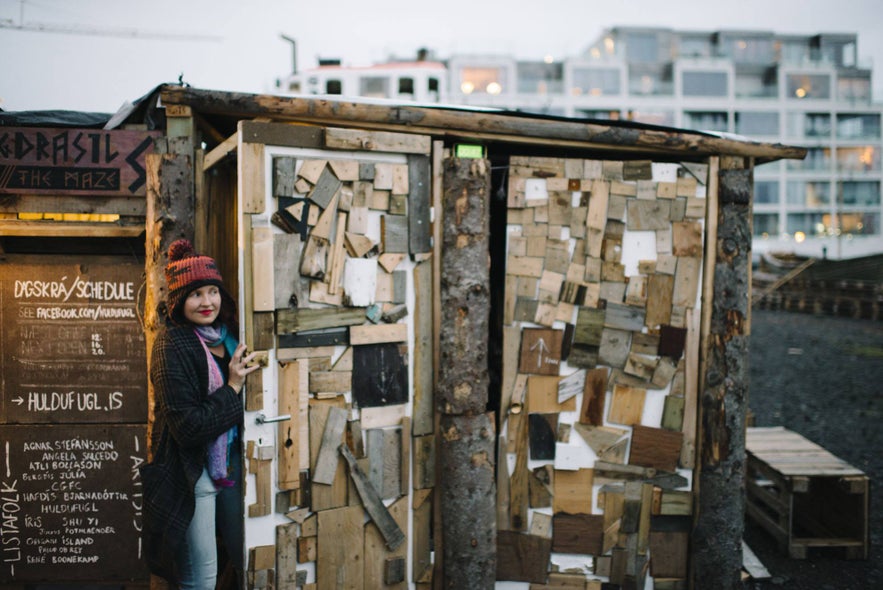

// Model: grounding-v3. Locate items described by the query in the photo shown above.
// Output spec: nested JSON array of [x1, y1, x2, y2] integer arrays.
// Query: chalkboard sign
[[0, 256, 147, 423], [0, 424, 148, 583]]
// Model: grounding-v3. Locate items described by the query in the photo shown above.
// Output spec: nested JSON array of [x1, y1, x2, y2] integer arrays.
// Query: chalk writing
[[1, 260, 146, 423], [0, 426, 146, 582]]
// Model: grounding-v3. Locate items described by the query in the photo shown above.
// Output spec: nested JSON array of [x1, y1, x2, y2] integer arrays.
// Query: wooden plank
[[350, 323, 407, 345], [340, 443, 405, 550], [552, 513, 604, 555], [518, 328, 563, 375], [274, 232, 310, 310], [310, 398, 349, 511], [553, 468, 594, 514], [317, 506, 364, 590], [309, 370, 352, 394], [496, 530, 552, 583], [413, 260, 434, 436], [599, 328, 632, 368], [241, 141, 266, 214], [313, 406, 349, 485], [673, 256, 701, 308], [381, 215, 409, 253], [324, 127, 431, 154], [364, 496, 409, 589], [277, 360, 305, 490], [579, 367, 608, 426], [607, 385, 646, 426], [509, 403, 530, 531], [629, 424, 683, 472], [251, 225, 275, 312], [626, 199, 670, 231], [277, 522, 299, 586], [528, 375, 575, 413], [277, 307, 366, 333], [247, 441, 273, 517], [412, 489, 433, 583]]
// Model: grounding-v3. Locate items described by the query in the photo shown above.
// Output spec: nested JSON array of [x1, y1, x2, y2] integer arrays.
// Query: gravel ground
[[743, 309, 883, 589]]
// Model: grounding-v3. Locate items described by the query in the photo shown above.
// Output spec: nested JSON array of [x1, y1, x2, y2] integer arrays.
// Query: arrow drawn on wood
[[530, 337, 550, 368]]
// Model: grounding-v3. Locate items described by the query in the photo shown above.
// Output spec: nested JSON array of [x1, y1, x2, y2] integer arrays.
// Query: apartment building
[[277, 28, 883, 259]]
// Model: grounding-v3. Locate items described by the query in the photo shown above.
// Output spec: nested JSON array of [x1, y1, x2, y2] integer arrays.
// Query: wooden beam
[[161, 86, 806, 162]]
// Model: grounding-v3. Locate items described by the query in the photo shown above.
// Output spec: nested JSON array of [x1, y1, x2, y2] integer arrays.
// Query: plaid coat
[[141, 325, 243, 581]]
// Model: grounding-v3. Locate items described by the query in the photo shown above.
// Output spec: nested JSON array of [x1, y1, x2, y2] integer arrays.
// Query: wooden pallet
[[745, 427, 869, 559]]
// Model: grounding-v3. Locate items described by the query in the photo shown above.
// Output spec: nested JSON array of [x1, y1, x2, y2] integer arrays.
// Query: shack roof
[[160, 84, 806, 164]]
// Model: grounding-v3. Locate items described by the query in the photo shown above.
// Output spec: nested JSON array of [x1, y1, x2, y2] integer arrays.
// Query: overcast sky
[[1, 0, 882, 113]]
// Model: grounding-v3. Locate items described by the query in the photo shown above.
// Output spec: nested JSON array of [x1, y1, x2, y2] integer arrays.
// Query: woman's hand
[[228, 343, 260, 394]]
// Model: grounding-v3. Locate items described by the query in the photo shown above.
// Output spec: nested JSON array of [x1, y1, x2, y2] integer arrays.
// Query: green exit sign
[[455, 144, 486, 159]]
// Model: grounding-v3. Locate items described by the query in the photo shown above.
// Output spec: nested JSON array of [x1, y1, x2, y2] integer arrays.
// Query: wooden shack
[[0, 85, 805, 590]]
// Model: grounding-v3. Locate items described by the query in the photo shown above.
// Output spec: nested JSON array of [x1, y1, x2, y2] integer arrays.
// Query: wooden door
[[235, 122, 437, 589]]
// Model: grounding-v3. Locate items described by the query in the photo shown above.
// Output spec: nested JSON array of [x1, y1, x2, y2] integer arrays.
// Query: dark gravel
[[743, 309, 883, 589]]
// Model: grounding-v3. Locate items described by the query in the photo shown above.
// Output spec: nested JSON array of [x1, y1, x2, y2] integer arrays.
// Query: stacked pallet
[[497, 156, 707, 589], [746, 426, 869, 560]]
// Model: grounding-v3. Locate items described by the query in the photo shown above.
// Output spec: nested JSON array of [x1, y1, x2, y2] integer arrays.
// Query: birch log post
[[438, 157, 496, 588]]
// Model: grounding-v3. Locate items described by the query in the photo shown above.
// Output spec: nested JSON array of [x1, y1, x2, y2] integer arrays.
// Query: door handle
[[255, 413, 291, 425]]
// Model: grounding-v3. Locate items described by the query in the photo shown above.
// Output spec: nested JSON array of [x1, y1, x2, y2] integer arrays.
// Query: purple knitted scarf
[[194, 326, 237, 488]]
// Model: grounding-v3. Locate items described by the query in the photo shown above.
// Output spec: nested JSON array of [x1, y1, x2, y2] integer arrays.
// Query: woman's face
[[182, 284, 221, 326]]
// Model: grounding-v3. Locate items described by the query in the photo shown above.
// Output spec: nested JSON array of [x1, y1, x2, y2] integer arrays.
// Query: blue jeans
[[178, 447, 243, 589]]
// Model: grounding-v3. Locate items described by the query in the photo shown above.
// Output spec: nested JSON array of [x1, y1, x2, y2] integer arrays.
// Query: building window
[[787, 147, 832, 171], [627, 110, 674, 126], [628, 66, 673, 96], [517, 62, 563, 94], [836, 146, 881, 172], [735, 69, 778, 98], [684, 111, 728, 132], [735, 111, 780, 136], [755, 181, 779, 204], [678, 35, 711, 58], [459, 67, 506, 95], [578, 109, 621, 120], [721, 37, 775, 65], [360, 76, 389, 98], [325, 79, 342, 95], [428, 78, 439, 92], [836, 114, 881, 139], [682, 71, 728, 97], [787, 181, 830, 207], [804, 113, 832, 138], [786, 212, 831, 236], [786, 73, 831, 99], [625, 32, 659, 63], [839, 212, 878, 235], [398, 77, 415, 95], [840, 181, 881, 206], [754, 213, 779, 237], [571, 67, 620, 96], [838, 76, 871, 102]]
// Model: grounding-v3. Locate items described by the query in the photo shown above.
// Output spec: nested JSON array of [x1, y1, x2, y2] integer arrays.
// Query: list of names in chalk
[[0, 260, 147, 423], [0, 425, 147, 582]]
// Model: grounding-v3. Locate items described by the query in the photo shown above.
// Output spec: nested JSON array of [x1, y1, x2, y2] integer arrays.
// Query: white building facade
[[278, 28, 883, 259]]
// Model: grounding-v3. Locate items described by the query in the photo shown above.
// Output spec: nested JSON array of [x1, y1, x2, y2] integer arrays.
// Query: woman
[[142, 239, 258, 589]]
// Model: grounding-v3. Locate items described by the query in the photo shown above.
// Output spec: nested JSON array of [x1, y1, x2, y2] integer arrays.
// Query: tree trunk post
[[145, 137, 195, 455], [438, 157, 496, 588], [692, 156, 753, 588]]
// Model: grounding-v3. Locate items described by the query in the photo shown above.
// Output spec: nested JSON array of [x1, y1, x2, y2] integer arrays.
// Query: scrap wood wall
[[495, 156, 711, 589]]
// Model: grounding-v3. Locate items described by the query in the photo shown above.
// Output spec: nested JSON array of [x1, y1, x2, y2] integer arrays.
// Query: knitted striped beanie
[[165, 239, 225, 320]]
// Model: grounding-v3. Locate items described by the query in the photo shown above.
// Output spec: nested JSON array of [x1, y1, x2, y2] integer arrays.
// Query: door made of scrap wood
[[235, 122, 436, 590], [496, 158, 709, 587]]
